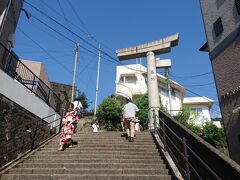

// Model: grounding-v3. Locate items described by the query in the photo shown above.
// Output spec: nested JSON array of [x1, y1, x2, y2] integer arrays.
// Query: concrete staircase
[[1, 129, 172, 180]]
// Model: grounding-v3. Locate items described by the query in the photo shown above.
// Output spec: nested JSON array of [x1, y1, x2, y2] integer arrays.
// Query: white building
[[115, 64, 215, 126], [183, 97, 214, 127]]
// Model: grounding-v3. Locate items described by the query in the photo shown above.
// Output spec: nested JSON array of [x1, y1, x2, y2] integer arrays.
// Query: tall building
[[0, 0, 23, 69], [199, 0, 240, 163]]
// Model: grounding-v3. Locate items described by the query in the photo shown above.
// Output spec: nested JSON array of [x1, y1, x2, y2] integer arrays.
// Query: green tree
[[75, 90, 91, 110], [96, 96, 122, 130], [135, 94, 149, 128], [135, 93, 166, 129], [174, 105, 191, 126], [203, 122, 226, 145]]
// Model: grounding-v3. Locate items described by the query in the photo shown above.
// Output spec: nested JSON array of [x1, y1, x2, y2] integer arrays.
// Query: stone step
[[43, 144, 157, 148], [47, 142, 155, 146], [1, 174, 171, 180], [34, 151, 160, 156], [8, 168, 168, 175], [23, 158, 163, 164], [38, 147, 158, 152], [29, 154, 161, 159], [16, 163, 166, 169], [67, 137, 154, 140], [50, 139, 155, 143]]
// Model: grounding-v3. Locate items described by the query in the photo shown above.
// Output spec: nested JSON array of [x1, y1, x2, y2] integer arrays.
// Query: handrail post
[[162, 117, 167, 151], [31, 122, 38, 150], [183, 137, 191, 180]]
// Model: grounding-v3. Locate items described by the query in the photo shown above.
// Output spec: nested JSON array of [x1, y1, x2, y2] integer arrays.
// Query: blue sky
[[14, 0, 221, 117]]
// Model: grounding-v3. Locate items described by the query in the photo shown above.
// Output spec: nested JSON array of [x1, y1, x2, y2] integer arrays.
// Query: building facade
[[199, 0, 240, 163], [0, 0, 23, 68], [50, 82, 76, 115], [116, 64, 214, 123]]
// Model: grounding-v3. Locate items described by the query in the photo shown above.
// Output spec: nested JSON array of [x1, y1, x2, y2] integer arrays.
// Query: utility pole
[[94, 44, 101, 115], [71, 43, 79, 102], [165, 68, 173, 116]]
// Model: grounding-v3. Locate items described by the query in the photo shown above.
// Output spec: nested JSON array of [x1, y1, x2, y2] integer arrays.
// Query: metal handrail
[[0, 42, 62, 112], [152, 109, 221, 180], [0, 117, 61, 147], [0, 116, 62, 167], [0, 113, 58, 142]]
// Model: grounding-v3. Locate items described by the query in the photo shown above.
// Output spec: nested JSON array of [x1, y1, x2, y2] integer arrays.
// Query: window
[[213, 18, 223, 37], [236, 0, 240, 15], [191, 108, 203, 115], [125, 76, 137, 84]]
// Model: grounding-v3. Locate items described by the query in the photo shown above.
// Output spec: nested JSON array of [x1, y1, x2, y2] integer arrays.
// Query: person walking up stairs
[[0, 126, 172, 180]]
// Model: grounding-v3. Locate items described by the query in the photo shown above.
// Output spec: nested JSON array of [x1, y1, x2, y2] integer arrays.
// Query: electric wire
[[17, 26, 73, 73], [182, 82, 215, 87], [24, 1, 146, 73]]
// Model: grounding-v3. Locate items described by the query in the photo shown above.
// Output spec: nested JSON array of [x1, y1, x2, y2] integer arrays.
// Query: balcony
[[115, 83, 133, 100]]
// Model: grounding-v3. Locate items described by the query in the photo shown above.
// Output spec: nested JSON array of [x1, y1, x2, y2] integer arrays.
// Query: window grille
[[213, 18, 223, 37], [236, 0, 240, 15]]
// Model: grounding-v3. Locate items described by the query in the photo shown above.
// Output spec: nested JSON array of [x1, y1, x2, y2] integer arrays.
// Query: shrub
[[96, 96, 122, 130]]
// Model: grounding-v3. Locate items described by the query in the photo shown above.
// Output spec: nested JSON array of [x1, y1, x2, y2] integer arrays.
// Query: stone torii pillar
[[116, 33, 179, 129]]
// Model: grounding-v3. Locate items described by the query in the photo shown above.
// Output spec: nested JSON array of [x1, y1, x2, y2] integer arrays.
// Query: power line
[[17, 26, 73, 74], [57, 0, 76, 42], [31, 15, 76, 44], [182, 82, 215, 87], [170, 71, 212, 79], [24, 1, 146, 73], [39, 0, 90, 37]]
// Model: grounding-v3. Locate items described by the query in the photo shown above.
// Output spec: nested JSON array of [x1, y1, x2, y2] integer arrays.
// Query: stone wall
[[211, 34, 240, 163], [0, 93, 56, 167], [50, 82, 76, 115], [221, 88, 240, 163]]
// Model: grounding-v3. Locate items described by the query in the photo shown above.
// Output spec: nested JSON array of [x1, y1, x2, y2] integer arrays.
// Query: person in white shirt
[[92, 120, 99, 132], [122, 98, 139, 142]]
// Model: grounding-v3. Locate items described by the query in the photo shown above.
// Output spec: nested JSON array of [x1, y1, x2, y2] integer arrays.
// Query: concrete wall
[[200, 0, 240, 51], [21, 60, 52, 88], [0, 68, 61, 124]]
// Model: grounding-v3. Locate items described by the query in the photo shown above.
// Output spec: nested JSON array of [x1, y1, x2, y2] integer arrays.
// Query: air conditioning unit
[[8, 33, 15, 48]]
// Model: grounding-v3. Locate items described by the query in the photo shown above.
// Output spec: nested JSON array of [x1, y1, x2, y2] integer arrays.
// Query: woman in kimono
[[58, 108, 75, 151]]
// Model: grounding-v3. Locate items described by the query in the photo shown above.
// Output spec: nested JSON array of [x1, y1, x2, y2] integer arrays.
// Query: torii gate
[[116, 33, 179, 129]]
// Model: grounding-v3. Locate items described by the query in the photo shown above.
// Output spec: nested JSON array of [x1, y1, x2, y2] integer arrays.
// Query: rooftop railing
[[0, 42, 62, 113]]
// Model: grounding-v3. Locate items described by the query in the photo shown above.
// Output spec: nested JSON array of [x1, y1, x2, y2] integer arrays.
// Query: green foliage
[[134, 94, 166, 129], [135, 94, 149, 128], [186, 123, 201, 134], [203, 122, 226, 145], [76, 90, 91, 110], [96, 96, 122, 130], [175, 105, 191, 126], [174, 106, 227, 147]]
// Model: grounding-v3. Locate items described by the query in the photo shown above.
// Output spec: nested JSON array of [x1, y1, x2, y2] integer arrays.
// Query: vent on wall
[[213, 18, 223, 37], [236, 0, 240, 15]]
